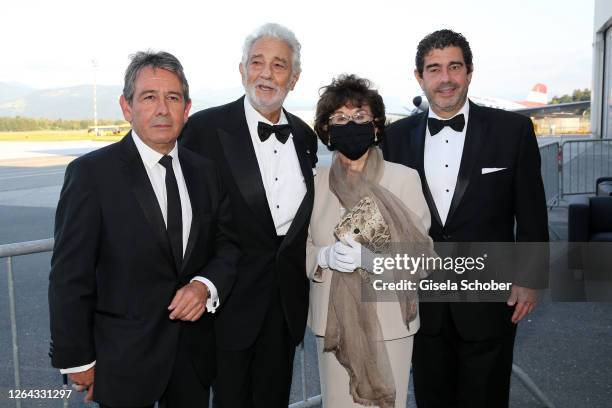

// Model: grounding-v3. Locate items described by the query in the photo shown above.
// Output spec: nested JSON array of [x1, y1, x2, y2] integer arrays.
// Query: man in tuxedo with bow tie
[[382, 30, 549, 407], [49, 51, 239, 407], [180, 23, 317, 407]]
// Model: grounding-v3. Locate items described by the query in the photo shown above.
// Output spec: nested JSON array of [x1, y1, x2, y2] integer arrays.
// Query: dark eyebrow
[[425, 61, 465, 70], [273, 56, 288, 64], [137, 89, 183, 99], [137, 89, 157, 97]]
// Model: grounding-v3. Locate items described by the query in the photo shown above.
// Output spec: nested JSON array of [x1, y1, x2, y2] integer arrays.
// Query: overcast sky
[[2, 0, 595, 108]]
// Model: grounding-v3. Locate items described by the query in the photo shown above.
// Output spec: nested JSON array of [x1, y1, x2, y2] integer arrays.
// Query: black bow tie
[[257, 122, 292, 144], [428, 114, 465, 136]]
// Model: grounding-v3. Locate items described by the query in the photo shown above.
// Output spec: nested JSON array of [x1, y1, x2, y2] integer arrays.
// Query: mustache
[[436, 82, 459, 92], [253, 79, 279, 91], [151, 120, 172, 126]]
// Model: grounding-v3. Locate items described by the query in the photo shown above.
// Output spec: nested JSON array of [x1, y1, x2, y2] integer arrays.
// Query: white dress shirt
[[244, 97, 306, 235], [424, 99, 470, 225], [60, 132, 219, 374]]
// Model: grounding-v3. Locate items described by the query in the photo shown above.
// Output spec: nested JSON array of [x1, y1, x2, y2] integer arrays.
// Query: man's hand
[[68, 367, 94, 402], [507, 285, 538, 324], [168, 281, 209, 321]]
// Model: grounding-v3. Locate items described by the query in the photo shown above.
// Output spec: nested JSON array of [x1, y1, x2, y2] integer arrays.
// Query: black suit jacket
[[48, 133, 239, 406], [382, 101, 549, 340], [180, 96, 318, 349]]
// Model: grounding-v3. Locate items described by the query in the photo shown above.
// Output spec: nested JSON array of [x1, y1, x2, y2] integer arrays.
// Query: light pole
[[92, 59, 98, 136]]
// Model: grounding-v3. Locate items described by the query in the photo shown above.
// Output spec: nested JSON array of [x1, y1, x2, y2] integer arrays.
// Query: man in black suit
[[382, 30, 549, 407], [49, 51, 239, 408], [181, 23, 317, 408]]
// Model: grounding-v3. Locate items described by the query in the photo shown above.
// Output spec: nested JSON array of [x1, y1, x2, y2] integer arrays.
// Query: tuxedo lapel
[[414, 112, 444, 228], [120, 133, 175, 268], [446, 101, 487, 224], [178, 148, 200, 273], [287, 112, 315, 187], [217, 98, 276, 236], [280, 112, 315, 249]]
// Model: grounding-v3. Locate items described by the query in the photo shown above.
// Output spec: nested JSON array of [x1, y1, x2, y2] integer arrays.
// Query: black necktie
[[257, 122, 292, 143], [158, 155, 183, 270], [428, 114, 465, 136]]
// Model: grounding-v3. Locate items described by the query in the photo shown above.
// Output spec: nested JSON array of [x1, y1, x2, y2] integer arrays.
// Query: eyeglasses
[[328, 112, 374, 126]]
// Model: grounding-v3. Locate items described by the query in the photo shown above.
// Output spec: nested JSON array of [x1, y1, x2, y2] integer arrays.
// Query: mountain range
[[0, 82, 319, 120], [0, 82, 35, 104]]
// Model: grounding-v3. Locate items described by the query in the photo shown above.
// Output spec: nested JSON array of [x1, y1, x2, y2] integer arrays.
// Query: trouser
[[213, 290, 296, 408], [412, 304, 516, 408]]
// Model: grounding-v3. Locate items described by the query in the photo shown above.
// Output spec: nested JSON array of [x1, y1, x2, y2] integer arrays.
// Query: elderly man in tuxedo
[[49, 51, 239, 408], [382, 29, 549, 407], [181, 23, 318, 408]]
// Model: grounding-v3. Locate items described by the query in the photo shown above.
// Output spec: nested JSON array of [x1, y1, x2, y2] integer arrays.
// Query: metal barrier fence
[[289, 345, 322, 408], [539, 141, 561, 206], [561, 139, 612, 196], [1, 239, 557, 407], [0, 238, 55, 408]]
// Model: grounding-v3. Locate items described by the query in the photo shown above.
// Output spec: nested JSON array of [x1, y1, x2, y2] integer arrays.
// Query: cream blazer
[[306, 159, 432, 340]]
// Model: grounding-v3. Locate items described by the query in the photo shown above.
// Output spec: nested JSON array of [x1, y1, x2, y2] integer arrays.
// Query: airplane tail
[[522, 83, 548, 106]]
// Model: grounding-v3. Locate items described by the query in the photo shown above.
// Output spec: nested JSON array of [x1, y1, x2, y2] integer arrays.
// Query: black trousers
[[213, 290, 296, 408], [99, 330, 210, 408], [412, 304, 516, 408]]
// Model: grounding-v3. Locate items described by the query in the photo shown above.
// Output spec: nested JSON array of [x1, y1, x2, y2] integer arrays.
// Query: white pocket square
[[481, 167, 507, 174]]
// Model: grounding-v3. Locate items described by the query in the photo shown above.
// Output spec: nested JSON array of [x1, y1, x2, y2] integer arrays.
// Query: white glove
[[344, 236, 378, 271], [345, 236, 375, 270], [317, 241, 357, 273]]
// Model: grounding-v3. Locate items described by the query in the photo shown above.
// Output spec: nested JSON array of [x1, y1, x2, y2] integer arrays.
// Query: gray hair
[[123, 50, 190, 104], [241, 23, 302, 75]]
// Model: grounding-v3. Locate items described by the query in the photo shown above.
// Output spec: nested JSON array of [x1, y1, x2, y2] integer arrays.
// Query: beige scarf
[[324, 147, 434, 407]]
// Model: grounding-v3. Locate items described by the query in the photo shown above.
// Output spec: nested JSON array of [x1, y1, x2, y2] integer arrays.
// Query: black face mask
[[328, 122, 376, 160]]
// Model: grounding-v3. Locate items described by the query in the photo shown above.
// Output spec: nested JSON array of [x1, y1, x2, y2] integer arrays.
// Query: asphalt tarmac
[[0, 141, 610, 407]]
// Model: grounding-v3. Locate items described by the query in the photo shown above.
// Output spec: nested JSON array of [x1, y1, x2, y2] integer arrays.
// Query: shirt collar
[[428, 97, 470, 124], [131, 130, 179, 170], [243, 96, 289, 127]]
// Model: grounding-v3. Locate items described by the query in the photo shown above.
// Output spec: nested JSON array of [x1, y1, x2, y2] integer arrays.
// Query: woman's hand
[[317, 242, 357, 272]]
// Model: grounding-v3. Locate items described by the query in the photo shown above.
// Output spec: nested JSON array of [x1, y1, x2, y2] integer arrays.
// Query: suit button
[[442, 233, 451, 240]]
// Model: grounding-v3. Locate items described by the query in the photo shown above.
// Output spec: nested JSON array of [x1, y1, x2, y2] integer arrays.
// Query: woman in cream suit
[[306, 75, 432, 408]]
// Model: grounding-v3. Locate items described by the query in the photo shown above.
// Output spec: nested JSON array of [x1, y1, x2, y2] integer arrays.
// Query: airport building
[[592, 0, 612, 138]]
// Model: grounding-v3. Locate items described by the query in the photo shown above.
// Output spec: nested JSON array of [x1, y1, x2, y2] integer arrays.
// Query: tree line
[[550, 88, 590, 105], [0, 117, 127, 132]]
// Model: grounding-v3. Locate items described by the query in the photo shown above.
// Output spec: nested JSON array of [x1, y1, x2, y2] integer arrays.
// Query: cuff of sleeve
[[60, 361, 96, 374], [317, 246, 329, 269], [191, 276, 220, 313]]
